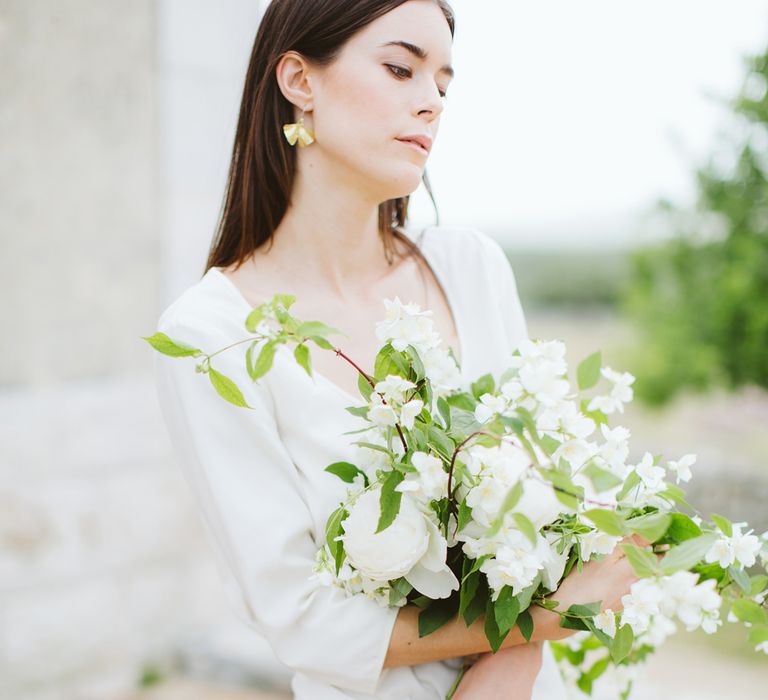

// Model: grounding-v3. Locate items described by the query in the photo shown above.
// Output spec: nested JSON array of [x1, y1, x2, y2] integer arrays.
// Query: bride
[[155, 1, 643, 698]]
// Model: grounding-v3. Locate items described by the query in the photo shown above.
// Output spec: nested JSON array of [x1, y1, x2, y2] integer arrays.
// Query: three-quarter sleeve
[[153, 309, 400, 695], [476, 229, 530, 349]]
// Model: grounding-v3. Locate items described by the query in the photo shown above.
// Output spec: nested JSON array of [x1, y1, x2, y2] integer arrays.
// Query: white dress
[[153, 225, 569, 700]]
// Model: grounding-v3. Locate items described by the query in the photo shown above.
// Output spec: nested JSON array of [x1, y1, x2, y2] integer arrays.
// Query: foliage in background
[[622, 46, 768, 406], [506, 250, 628, 310]]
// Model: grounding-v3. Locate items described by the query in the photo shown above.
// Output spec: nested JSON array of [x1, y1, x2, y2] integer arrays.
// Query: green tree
[[624, 46, 768, 405]]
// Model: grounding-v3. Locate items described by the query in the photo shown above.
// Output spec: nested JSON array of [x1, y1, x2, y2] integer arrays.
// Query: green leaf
[[208, 368, 250, 408], [627, 512, 672, 543], [405, 344, 426, 381], [747, 625, 768, 646], [731, 599, 768, 626], [457, 500, 473, 533], [494, 587, 520, 634], [376, 470, 405, 533], [143, 332, 201, 357], [542, 469, 581, 511], [582, 463, 623, 493], [437, 397, 452, 430], [325, 506, 348, 574], [665, 513, 703, 543], [418, 599, 456, 637], [616, 470, 641, 502], [324, 461, 368, 486], [293, 343, 312, 377], [309, 334, 335, 350], [517, 610, 534, 641], [511, 512, 537, 545], [471, 373, 495, 400], [485, 481, 524, 537], [582, 508, 626, 537], [610, 623, 634, 664], [577, 351, 602, 390], [711, 513, 733, 537], [426, 425, 455, 461], [729, 565, 752, 594], [296, 320, 344, 339], [249, 340, 277, 380], [357, 373, 374, 401], [620, 544, 662, 577], [484, 597, 510, 652], [750, 574, 768, 597], [660, 533, 718, 574], [245, 306, 266, 332]]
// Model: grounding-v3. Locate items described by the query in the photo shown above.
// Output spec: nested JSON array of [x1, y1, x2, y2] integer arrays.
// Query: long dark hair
[[204, 0, 455, 274]]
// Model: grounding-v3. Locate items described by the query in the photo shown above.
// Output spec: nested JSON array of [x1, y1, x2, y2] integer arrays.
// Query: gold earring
[[282, 106, 315, 147]]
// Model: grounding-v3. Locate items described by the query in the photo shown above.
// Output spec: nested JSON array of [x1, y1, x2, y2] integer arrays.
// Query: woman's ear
[[275, 50, 314, 116]]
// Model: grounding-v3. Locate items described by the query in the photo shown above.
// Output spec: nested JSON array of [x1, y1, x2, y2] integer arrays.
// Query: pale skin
[[220, 1, 645, 697]]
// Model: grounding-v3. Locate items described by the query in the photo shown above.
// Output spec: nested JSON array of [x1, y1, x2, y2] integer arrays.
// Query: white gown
[[154, 225, 570, 700]]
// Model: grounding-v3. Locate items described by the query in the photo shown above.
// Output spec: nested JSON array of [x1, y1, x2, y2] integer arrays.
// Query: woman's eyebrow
[[378, 40, 455, 78]]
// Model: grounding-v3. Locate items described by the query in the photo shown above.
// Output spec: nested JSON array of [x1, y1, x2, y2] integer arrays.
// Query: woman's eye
[[386, 64, 448, 100], [386, 64, 411, 79]]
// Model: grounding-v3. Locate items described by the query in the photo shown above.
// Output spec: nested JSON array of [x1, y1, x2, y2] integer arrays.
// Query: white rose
[[341, 488, 458, 598]]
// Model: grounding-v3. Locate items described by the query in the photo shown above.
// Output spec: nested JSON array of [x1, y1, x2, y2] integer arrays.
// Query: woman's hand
[[541, 534, 648, 641], [452, 642, 544, 700]]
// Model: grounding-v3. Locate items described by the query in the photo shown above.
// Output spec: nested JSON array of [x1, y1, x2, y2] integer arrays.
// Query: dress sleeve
[[474, 229, 530, 349], [152, 310, 400, 694]]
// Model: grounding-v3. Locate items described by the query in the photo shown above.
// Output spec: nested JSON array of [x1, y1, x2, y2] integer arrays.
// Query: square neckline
[[208, 227, 467, 405]]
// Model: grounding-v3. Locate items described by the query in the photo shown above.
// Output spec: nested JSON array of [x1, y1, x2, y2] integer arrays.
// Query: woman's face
[[305, 0, 454, 201]]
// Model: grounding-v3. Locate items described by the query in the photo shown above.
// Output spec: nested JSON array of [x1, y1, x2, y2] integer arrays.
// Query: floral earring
[[282, 105, 315, 147]]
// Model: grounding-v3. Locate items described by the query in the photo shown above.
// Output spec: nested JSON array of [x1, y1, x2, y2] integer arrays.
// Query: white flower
[[422, 346, 463, 395], [667, 454, 696, 484], [519, 363, 570, 407], [705, 523, 762, 569], [732, 523, 762, 568], [398, 398, 424, 430], [579, 529, 621, 561], [500, 379, 523, 402], [341, 488, 458, 598], [635, 452, 666, 489], [594, 609, 617, 638], [756, 641, 768, 654], [540, 531, 570, 592], [587, 367, 635, 414], [705, 537, 734, 568], [374, 374, 416, 403], [366, 393, 398, 427], [466, 476, 507, 527], [475, 393, 508, 423], [621, 578, 664, 634], [516, 478, 564, 529], [598, 424, 631, 473], [375, 297, 440, 353], [481, 530, 550, 597], [553, 438, 597, 470], [395, 451, 448, 503]]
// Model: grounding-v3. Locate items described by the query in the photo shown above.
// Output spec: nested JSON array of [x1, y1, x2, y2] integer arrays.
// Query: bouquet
[[145, 292, 768, 699]]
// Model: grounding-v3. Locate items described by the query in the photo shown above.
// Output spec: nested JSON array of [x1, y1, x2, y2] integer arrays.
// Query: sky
[[406, 0, 768, 249]]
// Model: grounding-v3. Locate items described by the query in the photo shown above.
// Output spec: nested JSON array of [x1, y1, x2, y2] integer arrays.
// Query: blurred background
[[1, 0, 767, 698]]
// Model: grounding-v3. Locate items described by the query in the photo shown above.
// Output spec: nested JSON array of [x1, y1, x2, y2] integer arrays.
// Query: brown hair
[[204, 0, 455, 274]]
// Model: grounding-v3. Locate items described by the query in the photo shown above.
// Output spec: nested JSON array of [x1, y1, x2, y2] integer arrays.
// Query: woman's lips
[[396, 138, 429, 156]]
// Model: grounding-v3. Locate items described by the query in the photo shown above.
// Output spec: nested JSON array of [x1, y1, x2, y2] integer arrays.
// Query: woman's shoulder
[[406, 224, 514, 279], [156, 268, 247, 348]]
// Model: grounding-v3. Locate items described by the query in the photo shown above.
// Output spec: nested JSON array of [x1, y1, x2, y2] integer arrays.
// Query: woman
[[154, 1, 642, 698]]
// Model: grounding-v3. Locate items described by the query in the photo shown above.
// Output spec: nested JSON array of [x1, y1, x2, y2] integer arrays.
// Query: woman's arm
[[384, 534, 643, 668], [383, 601, 560, 668]]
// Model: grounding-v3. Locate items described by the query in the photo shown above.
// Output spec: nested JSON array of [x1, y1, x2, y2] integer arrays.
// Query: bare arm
[[383, 534, 645, 669], [383, 602, 562, 668]]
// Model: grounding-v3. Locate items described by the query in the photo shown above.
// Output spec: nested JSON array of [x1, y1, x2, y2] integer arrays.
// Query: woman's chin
[[380, 166, 425, 200]]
